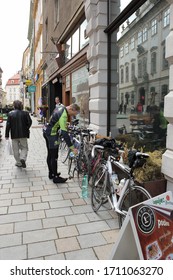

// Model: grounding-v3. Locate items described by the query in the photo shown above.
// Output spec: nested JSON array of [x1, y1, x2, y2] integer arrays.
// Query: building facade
[[24, 0, 173, 191], [5, 73, 21, 105]]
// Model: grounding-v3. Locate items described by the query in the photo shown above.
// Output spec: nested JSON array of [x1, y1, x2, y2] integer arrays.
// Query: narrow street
[[0, 116, 119, 260]]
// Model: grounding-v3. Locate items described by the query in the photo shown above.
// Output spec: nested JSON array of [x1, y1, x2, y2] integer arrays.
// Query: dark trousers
[[43, 133, 59, 176]]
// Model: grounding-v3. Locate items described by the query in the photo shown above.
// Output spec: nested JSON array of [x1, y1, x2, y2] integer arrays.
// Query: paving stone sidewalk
[[0, 116, 119, 260]]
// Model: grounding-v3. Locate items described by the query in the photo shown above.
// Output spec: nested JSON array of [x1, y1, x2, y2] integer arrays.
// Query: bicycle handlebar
[[91, 145, 104, 158]]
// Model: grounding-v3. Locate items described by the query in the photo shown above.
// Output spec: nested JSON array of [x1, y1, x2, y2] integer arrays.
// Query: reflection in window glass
[[138, 31, 142, 45], [163, 8, 170, 27], [131, 37, 135, 50], [72, 28, 79, 56], [151, 19, 157, 36], [116, 1, 169, 151], [143, 28, 148, 42], [66, 38, 72, 61], [151, 52, 157, 74], [80, 20, 89, 49], [125, 43, 129, 54]]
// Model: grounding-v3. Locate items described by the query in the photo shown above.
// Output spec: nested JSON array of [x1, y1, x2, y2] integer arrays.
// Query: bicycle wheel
[[119, 185, 151, 220], [78, 151, 90, 177], [72, 166, 83, 188], [59, 140, 69, 164], [91, 163, 109, 212]]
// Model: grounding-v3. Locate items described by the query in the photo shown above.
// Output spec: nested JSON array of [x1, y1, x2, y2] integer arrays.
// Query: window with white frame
[[121, 68, 124, 83], [125, 43, 129, 54], [143, 27, 148, 42], [138, 31, 142, 45], [151, 52, 157, 74], [131, 37, 135, 50], [72, 28, 79, 56], [120, 46, 124, 57], [163, 8, 170, 27], [138, 60, 142, 78], [151, 19, 157, 36], [131, 63, 135, 80], [125, 65, 129, 82]]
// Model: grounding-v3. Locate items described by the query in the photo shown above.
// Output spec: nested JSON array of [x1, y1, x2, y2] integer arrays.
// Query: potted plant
[[132, 150, 166, 197]]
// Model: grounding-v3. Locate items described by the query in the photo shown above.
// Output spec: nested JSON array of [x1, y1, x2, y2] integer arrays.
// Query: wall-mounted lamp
[[85, 61, 90, 72]]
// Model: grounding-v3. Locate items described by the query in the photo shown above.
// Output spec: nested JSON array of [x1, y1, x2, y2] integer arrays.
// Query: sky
[[0, 0, 30, 89], [0, 0, 131, 89]]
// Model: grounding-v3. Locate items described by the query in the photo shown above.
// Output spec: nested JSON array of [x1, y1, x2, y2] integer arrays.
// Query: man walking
[[43, 103, 80, 184], [5, 100, 32, 167]]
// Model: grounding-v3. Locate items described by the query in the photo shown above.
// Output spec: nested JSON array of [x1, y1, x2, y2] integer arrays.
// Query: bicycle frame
[[106, 156, 131, 215]]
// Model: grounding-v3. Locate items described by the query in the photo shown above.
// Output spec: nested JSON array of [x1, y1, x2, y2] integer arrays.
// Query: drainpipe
[[107, 0, 111, 136]]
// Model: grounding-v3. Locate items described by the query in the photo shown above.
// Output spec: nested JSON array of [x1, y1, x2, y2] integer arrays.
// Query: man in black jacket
[[5, 100, 32, 168]]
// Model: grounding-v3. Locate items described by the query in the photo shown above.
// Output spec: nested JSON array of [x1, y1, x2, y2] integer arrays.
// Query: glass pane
[[80, 19, 89, 49], [115, 0, 169, 152], [72, 28, 79, 56], [65, 38, 72, 61]]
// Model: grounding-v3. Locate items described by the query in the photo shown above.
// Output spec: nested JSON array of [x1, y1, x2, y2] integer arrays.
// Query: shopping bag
[[5, 140, 13, 155]]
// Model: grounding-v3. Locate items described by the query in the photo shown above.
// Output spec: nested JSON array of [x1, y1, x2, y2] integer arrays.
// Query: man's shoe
[[49, 172, 61, 179], [53, 176, 68, 184], [15, 162, 22, 167], [20, 159, 26, 168], [49, 172, 54, 179]]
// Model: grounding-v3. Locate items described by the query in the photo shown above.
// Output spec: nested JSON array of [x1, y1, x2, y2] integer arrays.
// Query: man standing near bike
[[43, 103, 80, 184]]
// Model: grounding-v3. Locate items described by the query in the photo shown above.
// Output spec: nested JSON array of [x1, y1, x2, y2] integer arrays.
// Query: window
[[125, 65, 129, 82], [54, 0, 59, 27], [138, 31, 142, 45], [163, 8, 170, 27], [125, 43, 129, 54], [45, 18, 48, 45], [120, 46, 124, 58], [131, 37, 135, 50], [72, 28, 79, 56], [151, 19, 157, 36], [80, 20, 88, 49], [131, 92, 135, 105], [138, 60, 142, 78], [66, 38, 72, 60], [151, 52, 157, 74], [121, 68, 124, 83], [131, 63, 135, 80], [162, 46, 168, 69], [143, 28, 148, 42], [161, 84, 168, 100], [64, 19, 89, 62], [143, 57, 147, 73]]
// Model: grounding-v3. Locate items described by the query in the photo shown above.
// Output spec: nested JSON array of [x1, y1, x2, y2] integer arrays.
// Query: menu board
[[130, 191, 173, 260]]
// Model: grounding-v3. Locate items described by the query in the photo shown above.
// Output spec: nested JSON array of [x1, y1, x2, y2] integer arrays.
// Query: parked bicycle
[[91, 148, 151, 226]]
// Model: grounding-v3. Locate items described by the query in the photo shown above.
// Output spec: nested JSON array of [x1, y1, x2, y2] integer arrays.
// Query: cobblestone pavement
[[0, 116, 119, 260]]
